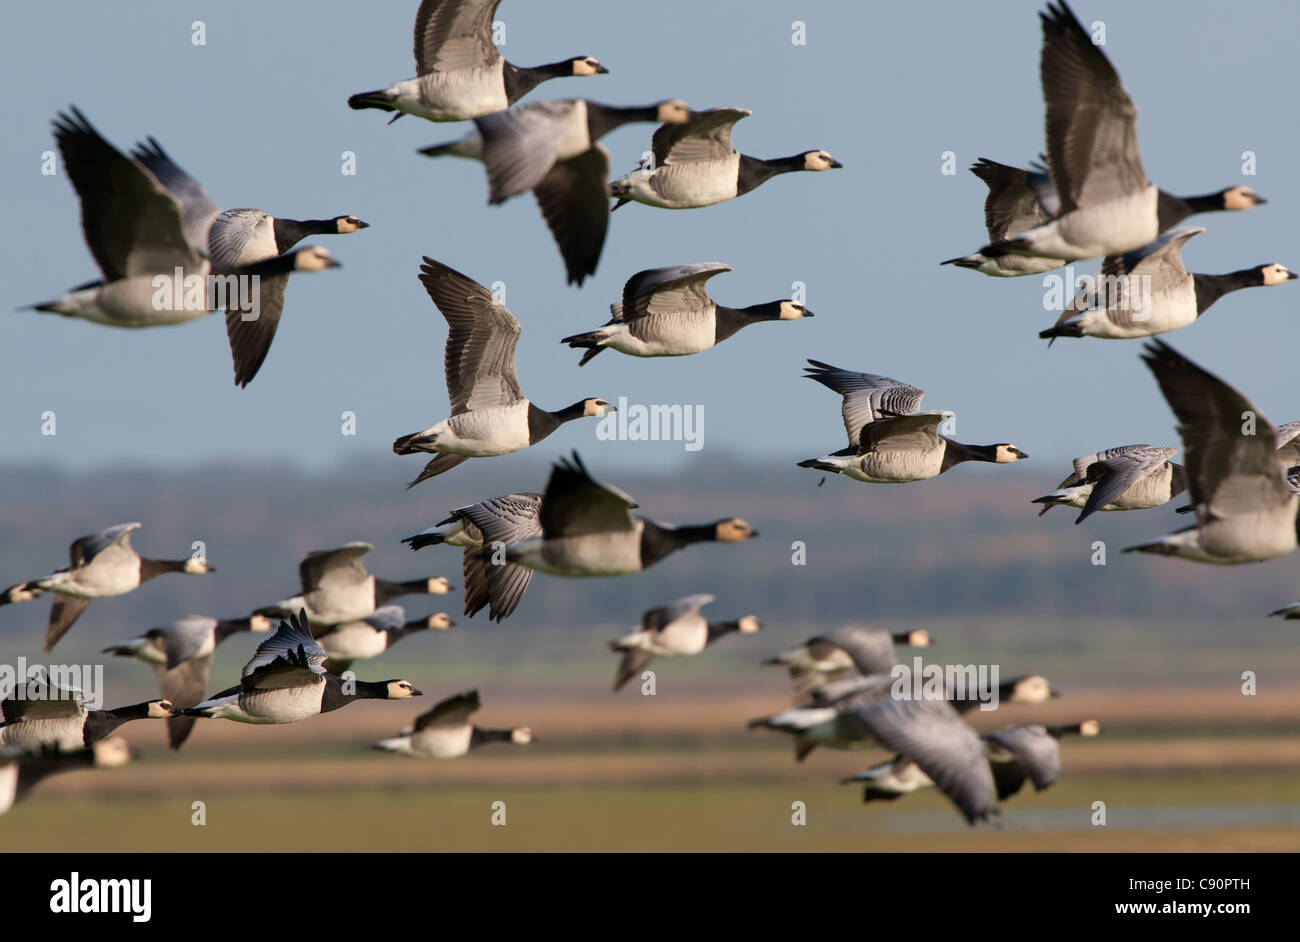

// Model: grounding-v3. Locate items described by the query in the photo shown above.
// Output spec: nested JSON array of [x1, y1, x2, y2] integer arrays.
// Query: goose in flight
[[254, 541, 451, 627], [979, 3, 1258, 263], [560, 262, 812, 365], [944, 158, 1264, 276], [349, 0, 607, 123], [1039, 227, 1294, 343], [468, 453, 757, 620], [0, 738, 133, 817], [1, 523, 212, 651], [26, 108, 340, 353], [607, 106, 841, 211], [1033, 445, 1187, 523], [419, 99, 690, 283], [392, 259, 614, 487], [129, 137, 364, 386], [103, 614, 274, 749], [764, 624, 933, 705], [1125, 340, 1299, 563], [796, 360, 1027, 483], [373, 690, 532, 758], [0, 682, 172, 752], [182, 612, 422, 725], [609, 594, 761, 691], [312, 605, 456, 675], [402, 492, 544, 623]]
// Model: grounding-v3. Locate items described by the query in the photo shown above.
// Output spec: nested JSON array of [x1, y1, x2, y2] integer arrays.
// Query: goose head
[[994, 444, 1030, 463], [146, 699, 175, 719], [1221, 185, 1265, 211], [332, 215, 369, 234], [424, 612, 455, 630], [91, 737, 136, 768], [905, 629, 932, 647], [713, 518, 758, 542], [511, 727, 534, 745], [293, 246, 341, 271], [802, 150, 843, 171], [778, 300, 814, 320], [384, 680, 423, 699], [1006, 674, 1057, 704], [1260, 263, 1297, 286], [736, 615, 762, 633], [582, 397, 616, 417], [426, 576, 453, 594], [656, 100, 691, 124], [249, 614, 274, 632], [1079, 718, 1101, 737], [183, 558, 214, 574], [571, 56, 608, 76]]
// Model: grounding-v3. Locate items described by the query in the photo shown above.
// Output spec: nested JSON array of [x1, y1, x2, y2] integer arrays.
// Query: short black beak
[[356, 220, 371, 229], [326, 259, 342, 269], [1255, 196, 1268, 205], [830, 159, 844, 168], [803, 309, 816, 317], [1287, 270, 1297, 280], [596, 64, 610, 74]]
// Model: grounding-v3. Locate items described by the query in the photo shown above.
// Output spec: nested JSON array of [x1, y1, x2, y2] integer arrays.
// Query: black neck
[[714, 302, 782, 342], [737, 153, 804, 195], [272, 217, 336, 254], [320, 675, 392, 714], [471, 727, 514, 746], [372, 577, 427, 606], [1046, 723, 1084, 739], [706, 620, 742, 644], [1193, 269, 1263, 314], [939, 439, 999, 472], [638, 520, 719, 568], [138, 558, 187, 583], [528, 401, 588, 442], [503, 60, 574, 104], [83, 701, 153, 744], [213, 619, 254, 645], [584, 102, 659, 142], [1158, 188, 1232, 230]]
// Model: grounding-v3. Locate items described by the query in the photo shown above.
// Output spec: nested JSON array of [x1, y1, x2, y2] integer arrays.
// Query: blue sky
[[2, 0, 1297, 477]]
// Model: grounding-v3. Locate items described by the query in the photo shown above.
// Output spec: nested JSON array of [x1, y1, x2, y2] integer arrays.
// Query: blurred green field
[[5, 687, 1300, 852]]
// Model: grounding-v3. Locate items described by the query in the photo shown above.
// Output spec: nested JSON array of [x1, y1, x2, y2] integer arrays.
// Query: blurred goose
[[0, 738, 133, 817], [1033, 445, 1186, 523], [0, 683, 172, 751], [419, 99, 690, 283], [183, 612, 421, 724], [981, 3, 1251, 263], [0, 522, 213, 651], [103, 614, 273, 749], [25, 110, 339, 347], [403, 492, 543, 623], [796, 360, 1027, 482], [130, 138, 361, 385], [348, 0, 607, 123], [374, 690, 531, 758], [1125, 341, 1299, 563], [985, 720, 1100, 800], [841, 755, 935, 803], [255, 541, 450, 627], [393, 259, 614, 487], [495, 453, 757, 601], [764, 625, 933, 704], [749, 674, 996, 823], [945, 158, 1263, 276], [313, 605, 455, 674], [1039, 227, 1294, 343], [607, 106, 841, 210], [609, 594, 761, 691], [560, 262, 812, 365]]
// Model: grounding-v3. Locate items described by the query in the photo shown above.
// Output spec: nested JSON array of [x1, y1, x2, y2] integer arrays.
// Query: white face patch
[[1224, 186, 1258, 210], [584, 398, 614, 416], [250, 614, 273, 632], [1263, 264, 1294, 286], [148, 700, 174, 718], [1013, 676, 1052, 703], [995, 444, 1026, 463], [803, 150, 837, 171], [779, 301, 807, 320], [336, 216, 364, 234], [1080, 719, 1101, 737], [427, 577, 451, 595], [183, 559, 212, 574], [512, 727, 533, 744], [297, 247, 337, 272], [428, 612, 454, 629], [388, 681, 418, 699], [715, 519, 755, 542], [93, 738, 133, 768], [738, 615, 761, 633], [657, 100, 690, 124], [908, 630, 931, 648], [574, 58, 602, 76]]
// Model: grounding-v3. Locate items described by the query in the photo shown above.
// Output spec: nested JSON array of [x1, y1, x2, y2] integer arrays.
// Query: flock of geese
[[2, 0, 1293, 827]]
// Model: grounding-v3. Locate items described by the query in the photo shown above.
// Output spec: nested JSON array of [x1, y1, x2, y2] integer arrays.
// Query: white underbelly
[[441, 403, 533, 455], [319, 624, 388, 660], [411, 725, 474, 758], [402, 64, 509, 121]]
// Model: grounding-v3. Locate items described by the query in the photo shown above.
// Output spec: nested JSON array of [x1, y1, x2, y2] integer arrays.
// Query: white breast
[[411, 725, 474, 758], [407, 62, 509, 121], [237, 681, 325, 724], [443, 401, 533, 455]]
